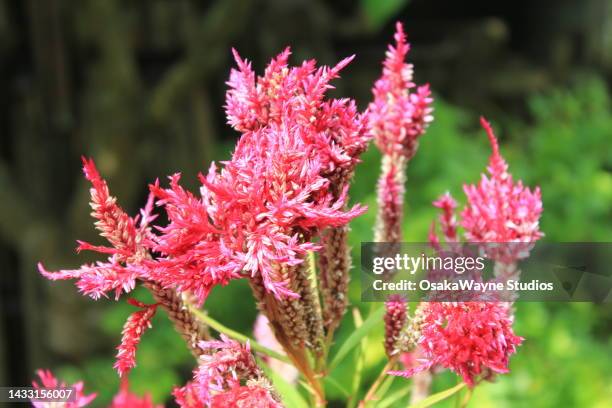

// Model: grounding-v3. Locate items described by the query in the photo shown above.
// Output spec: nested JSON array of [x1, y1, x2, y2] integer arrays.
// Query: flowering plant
[[34, 21, 541, 408]]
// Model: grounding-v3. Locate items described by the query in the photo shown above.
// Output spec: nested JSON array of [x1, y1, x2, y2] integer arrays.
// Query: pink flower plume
[[173, 335, 262, 407], [32, 369, 97, 408], [432, 192, 459, 243], [368, 22, 434, 160], [110, 378, 162, 408], [150, 47, 370, 303], [114, 299, 159, 377], [389, 302, 523, 387], [39, 158, 154, 300], [461, 118, 543, 260]]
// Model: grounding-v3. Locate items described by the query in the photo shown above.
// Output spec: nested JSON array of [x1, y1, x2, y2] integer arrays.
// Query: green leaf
[[348, 308, 367, 408], [361, 0, 410, 31], [407, 383, 466, 408], [325, 376, 350, 399], [329, 306, 385, 371], [377, 386, 411, 408]]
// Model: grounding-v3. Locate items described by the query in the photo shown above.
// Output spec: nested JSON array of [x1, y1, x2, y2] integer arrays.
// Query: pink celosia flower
[[149, 49, 370, 303], [384, 295, 407, 357], [114, 299, 159, 377], [32, 369, 97, 408], [225, 47, 370, 175], [109, 379, 161, 408], [253, 314, 298, 383], [432, 193, 458, 243], [173, 381, 203, 408], [174, 335, 262, 407], [461, 118, 543, 261], [371, 22, 433, 243], [210, 385, 282, 408], [38, 158, 156, 300], [389, 302, 523, 386], [368, 22, 433, 160]]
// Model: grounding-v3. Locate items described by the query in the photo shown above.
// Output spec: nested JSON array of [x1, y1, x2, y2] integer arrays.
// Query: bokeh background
[[1, 0, 611, 406]]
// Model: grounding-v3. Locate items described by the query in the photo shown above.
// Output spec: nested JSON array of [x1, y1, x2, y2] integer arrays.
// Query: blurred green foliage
[[60, 75, 611, 407], [361, 0, 410, 30]]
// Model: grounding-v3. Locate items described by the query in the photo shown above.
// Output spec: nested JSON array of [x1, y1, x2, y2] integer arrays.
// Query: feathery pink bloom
[[210, 385, 282, 408], [38, 158, 156, 300], [225, 48, 370, 172], [32, 369, 97, 408], [109, 379, 161, 408], [151, 50, 370, 303], [174, 335, 262, 407], [461, 119, 543, 256], [389, 302, 523, 386], [114, 299, 159, 377], [254, 314, 298, 383], [368, 22, 434, 159], [384, 295, 407, 357], [432, 193, 459, 243], [173, 381, 203, 408]]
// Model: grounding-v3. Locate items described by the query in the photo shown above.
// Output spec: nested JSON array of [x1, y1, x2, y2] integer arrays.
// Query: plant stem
[[143, 281, 209, 358], [189, 306, 293, 364], [358, 358, 397, 408]]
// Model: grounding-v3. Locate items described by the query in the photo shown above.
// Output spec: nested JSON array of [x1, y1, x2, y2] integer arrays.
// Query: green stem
[[358, 358, 397, 408], [189, 307, 292, 364]]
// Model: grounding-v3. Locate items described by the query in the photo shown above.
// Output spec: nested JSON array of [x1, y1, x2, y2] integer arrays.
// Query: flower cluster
[[368, 22, 433, 160], [428, 118, 543, 264], [33, 20, 542, 407], [173, 335, 279, 407], [148, 48, 371, 303], [387, 119, 543, 391], [389, 302, 523, 386], [32, 369, 97, 408], [461, 118, 543, 261]]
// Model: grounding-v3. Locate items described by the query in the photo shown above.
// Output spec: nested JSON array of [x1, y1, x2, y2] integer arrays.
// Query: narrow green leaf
[[408, 383, 466, 408], [348, 308, 367, 408], [377, 386, 411, 408], [329, 306, 385, 371], [374, 373, 396, 402], [325, 376, 350, 398]]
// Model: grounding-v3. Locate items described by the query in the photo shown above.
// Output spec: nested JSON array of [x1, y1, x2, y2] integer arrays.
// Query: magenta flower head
[[368, 22, 434, 160], [150, 48, 370, 303], [173, 335, 271, 407], [461, 118, 543, 262], [432, 192, 459, 243], [110, 379, 162, 408], [389, 302, 523, 387], [38, 158, 156, 300], [210, 385, 282, 408], [32, 369, 97, 408], [371, 22, 433, 243]]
